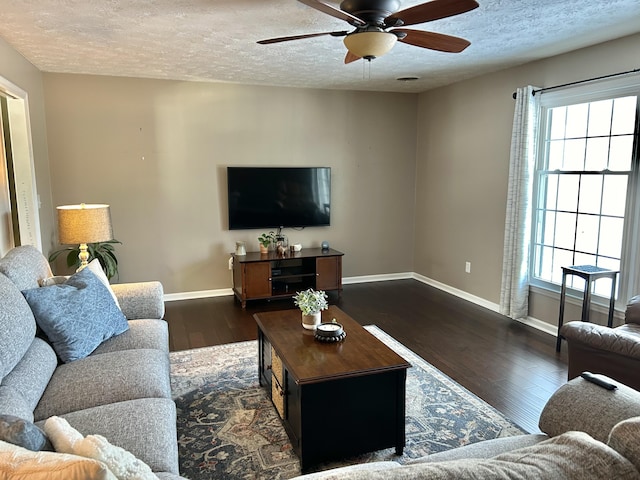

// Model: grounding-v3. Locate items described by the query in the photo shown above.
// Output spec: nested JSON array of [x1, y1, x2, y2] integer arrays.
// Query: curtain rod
[[511, 67, 640, 99]]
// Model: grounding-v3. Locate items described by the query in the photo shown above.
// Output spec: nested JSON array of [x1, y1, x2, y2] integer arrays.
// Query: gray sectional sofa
[[0, 245, 185, 479]]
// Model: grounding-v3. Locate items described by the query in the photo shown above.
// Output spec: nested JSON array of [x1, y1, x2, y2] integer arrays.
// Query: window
[[530, 82, 640, 304]]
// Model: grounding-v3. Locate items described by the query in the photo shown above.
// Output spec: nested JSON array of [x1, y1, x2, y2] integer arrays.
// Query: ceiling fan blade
[[386, 0, 479, 27], [258, 31, 348, 45], [394, 28, 470, 53], [298, 0, 366, 27], [344, 51, 361, 64]]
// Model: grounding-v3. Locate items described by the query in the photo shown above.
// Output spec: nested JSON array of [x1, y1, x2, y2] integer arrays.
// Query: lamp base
[[77, 243, 90, 271]]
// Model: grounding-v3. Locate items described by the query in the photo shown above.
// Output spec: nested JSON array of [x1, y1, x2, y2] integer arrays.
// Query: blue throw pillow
[[0, 414, 53, 451], [21, 267, 129, 363]]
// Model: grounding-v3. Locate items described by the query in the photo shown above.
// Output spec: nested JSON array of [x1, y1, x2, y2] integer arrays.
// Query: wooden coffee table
[[254, 306, 411, 471]]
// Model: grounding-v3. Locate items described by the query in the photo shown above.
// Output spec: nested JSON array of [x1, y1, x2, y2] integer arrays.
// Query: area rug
[[170, 326, 526, 480]]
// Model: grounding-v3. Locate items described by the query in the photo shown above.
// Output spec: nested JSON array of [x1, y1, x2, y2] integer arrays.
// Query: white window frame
[[529, 74, 640, 309]]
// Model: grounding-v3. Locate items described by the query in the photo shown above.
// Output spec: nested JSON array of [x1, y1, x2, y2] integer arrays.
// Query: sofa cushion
[[0, 415, 52, 451], [608, 416, 640, 473], [36, 398, 180, 474], [408, 433, 549, 464], [0, 337, 57, 422], [0, 439, 116, 480], [34, 348, 171, 420], [22, 267, 129, 363], [0, 245, 52, 291], [92, 319, 169, 355], [0, 273, 37, 381]]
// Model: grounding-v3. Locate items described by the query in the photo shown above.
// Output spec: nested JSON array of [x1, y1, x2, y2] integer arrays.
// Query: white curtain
[[500, 85, 541, 320]]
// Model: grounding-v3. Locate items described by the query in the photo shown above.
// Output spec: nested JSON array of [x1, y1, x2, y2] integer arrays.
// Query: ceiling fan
[[258, 0, 479, 63]]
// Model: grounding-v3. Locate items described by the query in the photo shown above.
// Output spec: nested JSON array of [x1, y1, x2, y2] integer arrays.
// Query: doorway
[[0, 75, 41, 256]]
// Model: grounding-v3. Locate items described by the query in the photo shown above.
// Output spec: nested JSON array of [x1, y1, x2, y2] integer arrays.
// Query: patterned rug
[[170, 326, 526, 480]]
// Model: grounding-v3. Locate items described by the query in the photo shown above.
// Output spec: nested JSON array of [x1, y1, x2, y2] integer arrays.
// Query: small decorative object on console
[[314, 321, 346, 342], [321, 241, 329, 252]]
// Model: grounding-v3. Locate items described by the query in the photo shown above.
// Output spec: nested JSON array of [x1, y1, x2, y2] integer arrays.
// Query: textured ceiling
[[1, 0, 640, 93]]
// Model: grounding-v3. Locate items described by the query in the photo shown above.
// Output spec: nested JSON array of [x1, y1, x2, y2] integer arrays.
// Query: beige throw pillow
[[0, 439, 116, 480]]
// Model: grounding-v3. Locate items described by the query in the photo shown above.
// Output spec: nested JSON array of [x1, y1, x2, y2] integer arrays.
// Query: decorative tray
[[314, 322, 346, 342]]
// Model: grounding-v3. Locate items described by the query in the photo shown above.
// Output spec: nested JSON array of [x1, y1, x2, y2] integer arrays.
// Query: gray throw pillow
[[21, 267, 129, 363], [0, 414, 52, 451]]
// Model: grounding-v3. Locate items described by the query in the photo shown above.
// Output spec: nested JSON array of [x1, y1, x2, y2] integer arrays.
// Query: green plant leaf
[[48, 239, 121, 280]]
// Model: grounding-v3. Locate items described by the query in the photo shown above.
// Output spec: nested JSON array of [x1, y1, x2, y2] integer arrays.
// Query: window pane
[[535, 245, 553, 281], [556, 175, 579, 212], [599, 216, 624, 258], [575, 214, 599, 254], [611, 96, 638, 135], [565, 103, 589, 138], [587, 100, 613, 137], [544, 174, 558, 210], [553, 249, 574, 284], [563, 139, 586, 170], [577, 175, 602, 215], [549, 107, 566, 140], [609, 135, 634, 171], [574, 253, 597, 267], [543, 210, 556, 246], [548, 140, 564, 170], [555, 212, 577, 250], [584, 137, 609, 171], [602, 176, 628, 217]]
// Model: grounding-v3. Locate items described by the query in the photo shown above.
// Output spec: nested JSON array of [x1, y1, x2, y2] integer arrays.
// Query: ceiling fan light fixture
[[343, 31, 397, 60]]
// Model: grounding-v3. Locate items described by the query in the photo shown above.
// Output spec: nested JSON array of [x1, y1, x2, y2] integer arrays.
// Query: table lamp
[[57, 203, 113, 270]]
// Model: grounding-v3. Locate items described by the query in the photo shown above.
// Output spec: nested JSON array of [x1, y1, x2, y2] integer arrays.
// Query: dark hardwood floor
[[165, 279, 568, 434]]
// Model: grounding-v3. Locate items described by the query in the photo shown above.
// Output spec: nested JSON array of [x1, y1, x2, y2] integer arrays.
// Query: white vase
[[302, 312, 321, 330]]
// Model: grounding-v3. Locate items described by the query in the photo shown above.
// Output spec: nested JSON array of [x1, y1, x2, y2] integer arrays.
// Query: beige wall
[[42, 74, 418, 293], [0, 37, 54, 252], [415, 32, 640, 327]]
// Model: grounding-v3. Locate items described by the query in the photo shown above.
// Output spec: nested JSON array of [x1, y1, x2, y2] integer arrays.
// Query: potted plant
[[48, 239, 122, 281], [293, 288, 329, 330], [258, 232, 275, 254]]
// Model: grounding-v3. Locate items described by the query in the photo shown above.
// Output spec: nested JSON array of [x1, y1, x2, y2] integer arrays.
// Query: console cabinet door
[[244, 262, 272, 298], [315, 256, 342, 291]]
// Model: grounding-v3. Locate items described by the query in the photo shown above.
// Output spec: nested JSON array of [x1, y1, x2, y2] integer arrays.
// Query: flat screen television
[[227, 167, 331, 230]]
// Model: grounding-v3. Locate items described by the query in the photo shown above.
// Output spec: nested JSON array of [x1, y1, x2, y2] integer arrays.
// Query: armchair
[[560, 295, 640, 390]]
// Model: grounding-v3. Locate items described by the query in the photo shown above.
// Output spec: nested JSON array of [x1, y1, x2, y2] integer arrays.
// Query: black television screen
[[227, 167, 331, 230]]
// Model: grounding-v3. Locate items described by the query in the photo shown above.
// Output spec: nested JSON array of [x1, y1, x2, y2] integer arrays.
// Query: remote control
[[581, 372, 617, 390]]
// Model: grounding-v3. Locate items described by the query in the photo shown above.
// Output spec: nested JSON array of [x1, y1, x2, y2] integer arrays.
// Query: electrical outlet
[[228, 257, 234, 270], [465, 261, 471, 273]]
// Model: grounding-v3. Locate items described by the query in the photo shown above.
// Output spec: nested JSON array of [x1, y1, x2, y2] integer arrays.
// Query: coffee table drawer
[[271, 375, 285, 419]]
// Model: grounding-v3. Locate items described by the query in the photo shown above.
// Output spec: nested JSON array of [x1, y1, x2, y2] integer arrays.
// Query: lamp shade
[[343, 31, 397, 59], [57, 204, 113, 245]]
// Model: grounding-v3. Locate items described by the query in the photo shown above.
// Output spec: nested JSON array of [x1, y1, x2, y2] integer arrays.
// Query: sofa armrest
[[111, 281, 165, 320], [539, 375, 640, 443], [560, 321, 640, 359]]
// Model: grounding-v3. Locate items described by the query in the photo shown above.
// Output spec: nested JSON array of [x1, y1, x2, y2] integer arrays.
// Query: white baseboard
[[164, 288, 234, 302], [163, 273, 556, 337], [412, 273, 501, 313], [342, 272, 413, 284]]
